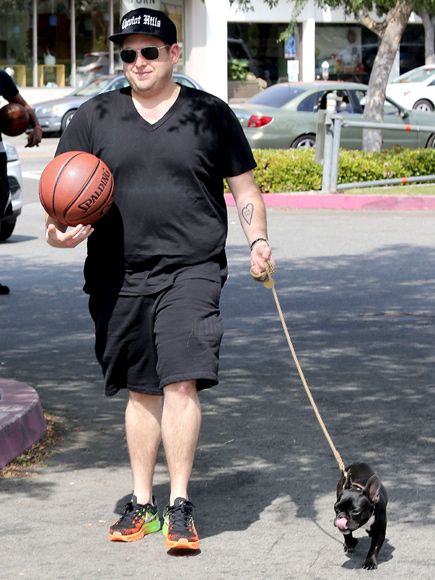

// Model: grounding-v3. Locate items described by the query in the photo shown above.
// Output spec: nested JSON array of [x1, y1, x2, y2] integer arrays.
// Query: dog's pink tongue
[[336, 518, 348, 531]]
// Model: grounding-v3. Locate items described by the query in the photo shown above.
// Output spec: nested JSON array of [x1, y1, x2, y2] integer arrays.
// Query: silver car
[[0, 142, 23, 241], [33, 72, 203, 135]]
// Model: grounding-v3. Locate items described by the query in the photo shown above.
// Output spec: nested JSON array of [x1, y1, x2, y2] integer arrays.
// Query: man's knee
[[164, 380, 197, 398]]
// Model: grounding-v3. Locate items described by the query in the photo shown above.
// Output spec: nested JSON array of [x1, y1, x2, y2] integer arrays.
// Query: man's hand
[[25, 125, 43, 148], [46, 223, 94, 248], [250, 240, 275, 282]]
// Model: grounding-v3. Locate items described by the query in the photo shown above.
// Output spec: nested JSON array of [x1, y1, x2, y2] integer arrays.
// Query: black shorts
[[89, 276, 224, 397]]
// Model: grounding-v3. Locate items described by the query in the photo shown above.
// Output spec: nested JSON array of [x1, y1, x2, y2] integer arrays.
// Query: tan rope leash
[[258, 265, 346, 474]]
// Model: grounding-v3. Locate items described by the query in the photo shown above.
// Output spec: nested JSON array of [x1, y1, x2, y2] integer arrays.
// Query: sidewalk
[[225, 192, 435, 211]]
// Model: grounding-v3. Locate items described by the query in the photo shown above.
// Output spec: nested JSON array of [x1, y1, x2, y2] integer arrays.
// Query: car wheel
[[291, 134, 316, 149], [426, 134, 435, 148], [61, 110, 77, 132], [413, 99, 434, 112], [0, 219, 16, 242]]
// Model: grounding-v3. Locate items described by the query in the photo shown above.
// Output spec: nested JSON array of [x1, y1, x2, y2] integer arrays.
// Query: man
[[45, 8, 274, 552], [0, 68, 42, 294]]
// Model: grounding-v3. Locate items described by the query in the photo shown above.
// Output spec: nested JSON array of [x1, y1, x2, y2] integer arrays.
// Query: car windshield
[[73, 77, 116, 96], [392, 67, 435, 84], [248, 85, 305, 107]]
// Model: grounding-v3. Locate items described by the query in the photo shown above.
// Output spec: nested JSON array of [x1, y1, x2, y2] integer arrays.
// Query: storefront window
[[315, 25, 370, 83], [0, 0, 32, 88], [37, 0, 70, 87], [315, 23, 424, 85], [228, 22, 289, 86], [75, 1, 120, 87]]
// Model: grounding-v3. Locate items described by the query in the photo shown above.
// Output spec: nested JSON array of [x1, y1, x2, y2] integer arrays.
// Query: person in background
[[0, 68, 42, 295]]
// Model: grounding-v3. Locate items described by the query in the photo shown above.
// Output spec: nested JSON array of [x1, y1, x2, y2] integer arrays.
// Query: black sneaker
[[0, 284, 10, 295], [108, 495, 161, 542], [162, 497, 200, 550]]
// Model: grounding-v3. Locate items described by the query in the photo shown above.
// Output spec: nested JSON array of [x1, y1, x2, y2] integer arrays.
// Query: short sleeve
[[217, 102, 256, 178]]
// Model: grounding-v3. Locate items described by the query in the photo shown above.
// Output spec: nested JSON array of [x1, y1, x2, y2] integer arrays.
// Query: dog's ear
[[343, 469, 353, 489], [364, 474, 381, 503]]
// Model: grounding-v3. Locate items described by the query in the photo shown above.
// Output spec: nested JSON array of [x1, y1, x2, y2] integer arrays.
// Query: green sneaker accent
[[162, 497, 200, 550], [109, 495, 161, 542]]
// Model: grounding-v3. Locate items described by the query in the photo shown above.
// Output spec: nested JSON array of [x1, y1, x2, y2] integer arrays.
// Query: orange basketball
[[0, 102, 30, 136], [39, 151, 114, 226]]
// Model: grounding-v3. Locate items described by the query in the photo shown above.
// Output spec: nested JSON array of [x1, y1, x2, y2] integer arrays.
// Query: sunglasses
[[120, 45, 169, 63]]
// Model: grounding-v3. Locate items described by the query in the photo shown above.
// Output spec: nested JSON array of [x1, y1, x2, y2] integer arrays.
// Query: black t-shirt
[[0, 69, 19, 145], [56, 85, 256, 295]]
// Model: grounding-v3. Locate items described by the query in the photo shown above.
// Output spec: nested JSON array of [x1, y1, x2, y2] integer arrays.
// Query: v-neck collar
[[128, 84, 184, 130]]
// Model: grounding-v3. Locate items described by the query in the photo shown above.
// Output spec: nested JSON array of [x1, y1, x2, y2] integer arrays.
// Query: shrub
[[227, 148, 435, 193]]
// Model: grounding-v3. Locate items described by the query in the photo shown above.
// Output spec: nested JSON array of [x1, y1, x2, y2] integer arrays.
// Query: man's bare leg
[[161, 380, 201, 504], [125, 391, 162, 505]]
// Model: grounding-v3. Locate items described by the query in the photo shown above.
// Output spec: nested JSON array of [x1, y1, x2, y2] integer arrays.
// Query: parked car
[[33, 72, 203, 135], [0, 142, 23, 241], [76, 51, 122, 87], [230, 81, 435, 150], [386, 65, 435, 112]]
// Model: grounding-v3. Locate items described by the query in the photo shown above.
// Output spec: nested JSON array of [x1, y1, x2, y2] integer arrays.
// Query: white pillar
[[184, 0, 206, 85], [185, 0, 227, 100], [203, 0, 228, 100], [301, 17, 316, 82]]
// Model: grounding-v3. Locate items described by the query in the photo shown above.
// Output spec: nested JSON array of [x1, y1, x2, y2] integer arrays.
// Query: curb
[[224, 193, 435, 211], [0, 379, 46, 468]]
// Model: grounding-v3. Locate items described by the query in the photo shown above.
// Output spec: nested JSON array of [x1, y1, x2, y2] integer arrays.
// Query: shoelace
[[168, 501, 194, 533], [115, 502, 146, 526]]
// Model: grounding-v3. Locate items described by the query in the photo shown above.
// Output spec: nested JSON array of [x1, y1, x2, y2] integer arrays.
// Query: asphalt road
[[1, 138, 435, 578]]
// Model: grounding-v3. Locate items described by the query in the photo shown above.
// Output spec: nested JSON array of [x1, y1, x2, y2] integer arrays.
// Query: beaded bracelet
[[250, 237, 268, 251]]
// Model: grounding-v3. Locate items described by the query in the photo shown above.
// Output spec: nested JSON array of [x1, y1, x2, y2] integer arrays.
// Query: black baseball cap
[[109, 8, 177, 46]]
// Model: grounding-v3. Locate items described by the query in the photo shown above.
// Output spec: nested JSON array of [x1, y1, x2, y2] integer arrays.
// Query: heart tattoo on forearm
[[242, 202, 254, 225]]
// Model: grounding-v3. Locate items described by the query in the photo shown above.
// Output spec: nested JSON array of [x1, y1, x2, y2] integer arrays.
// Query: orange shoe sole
[[165, 537, 200, 551], [109, 519, 161, 542], [109, 528, 146, 542]]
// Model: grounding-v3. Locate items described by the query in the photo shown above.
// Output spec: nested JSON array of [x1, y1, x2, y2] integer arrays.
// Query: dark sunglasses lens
[[120, 49, 136, 63], [141, 47, 160, 60]]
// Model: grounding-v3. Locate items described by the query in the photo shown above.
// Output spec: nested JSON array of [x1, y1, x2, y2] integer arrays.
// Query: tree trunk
[[362, 1, 415, 152], [420, 10, 435, 65]]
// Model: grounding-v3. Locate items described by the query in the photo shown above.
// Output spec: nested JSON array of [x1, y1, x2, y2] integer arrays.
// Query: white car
[[0, 142, 23, 241], [386, 65, 435, 112]]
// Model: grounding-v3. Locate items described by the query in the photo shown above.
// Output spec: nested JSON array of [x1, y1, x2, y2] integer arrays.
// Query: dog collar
[[350, 482, 365, 491]]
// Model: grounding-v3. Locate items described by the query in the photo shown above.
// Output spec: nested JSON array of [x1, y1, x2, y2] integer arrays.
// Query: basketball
[[39, 151, 114, 226], [0, 102, 30, 136]]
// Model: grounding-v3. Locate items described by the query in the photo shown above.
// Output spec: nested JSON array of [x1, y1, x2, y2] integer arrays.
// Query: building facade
[[0, 0, 424, 102]]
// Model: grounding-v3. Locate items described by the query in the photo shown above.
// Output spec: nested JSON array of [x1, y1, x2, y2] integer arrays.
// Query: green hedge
[[242, 149, 435, 193]]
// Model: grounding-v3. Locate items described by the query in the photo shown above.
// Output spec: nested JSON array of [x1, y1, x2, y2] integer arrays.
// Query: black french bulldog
[[334, 463, 388, 570]]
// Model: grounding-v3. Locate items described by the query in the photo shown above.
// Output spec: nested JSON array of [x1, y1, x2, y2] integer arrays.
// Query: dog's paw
[[344, 537, 358, 553], [363, 556, 378, 570]]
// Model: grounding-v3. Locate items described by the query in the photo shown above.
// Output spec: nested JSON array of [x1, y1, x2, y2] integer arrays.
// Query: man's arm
[[10, 93, 42, 147], [227, 170, 275, 279]]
